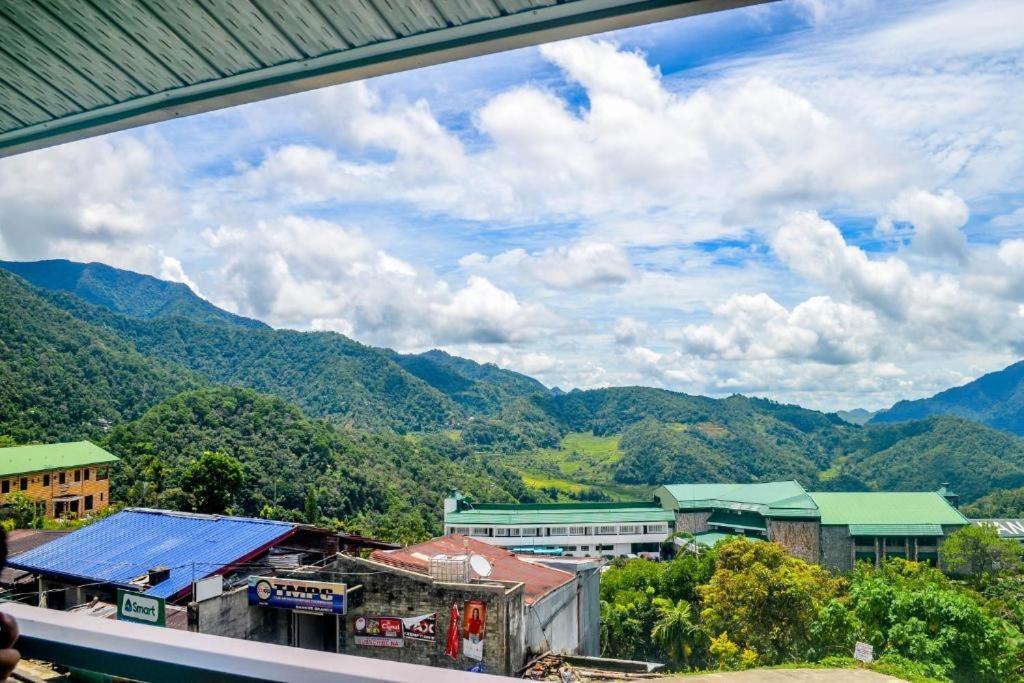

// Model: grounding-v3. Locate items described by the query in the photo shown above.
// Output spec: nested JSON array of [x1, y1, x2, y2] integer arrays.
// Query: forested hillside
[[872, 360, 1024, 435], [0, 259, 266, 329], [0, 271, 201, 442], [105, 386, 535, 541]]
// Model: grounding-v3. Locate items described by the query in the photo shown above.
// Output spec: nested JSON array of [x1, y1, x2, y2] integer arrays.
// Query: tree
[[180, 451, 244, 514], [0, 492, 42, 528], [304, 486, 321, 525], [942, 524, 1023, 579], [651, 598, 701, 669], [698, 538, 844, 664]]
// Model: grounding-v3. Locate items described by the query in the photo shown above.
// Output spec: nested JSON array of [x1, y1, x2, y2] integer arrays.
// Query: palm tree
[[651, 597, 700, 670]]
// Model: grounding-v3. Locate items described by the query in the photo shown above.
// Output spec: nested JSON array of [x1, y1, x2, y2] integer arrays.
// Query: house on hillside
[[443, 492, 674, 559], [0, 441, 118, 518]]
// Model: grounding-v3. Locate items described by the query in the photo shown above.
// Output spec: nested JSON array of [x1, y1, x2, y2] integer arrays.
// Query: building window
[[618, 524, 640, 534], [100, 492, 104, 502], [646, 523, 668, 534], [521, 528, 538, 537], [43, 474, 50, 487], [596, 525, 617, 535], [19, 477, 27, 491], [1, 481, 8, 494], [495, 528, 509, 537], [85, 495, 94, 511], [452, 527, 471, 535], [97, 468, 108, 480], [547, 527, 568, 536], [569, 526, 588, 536], [470, 528, 490, 537], [74, 469, 82, 483], [84, 468, 91, 480], [580, 546, 590, 551], [59, 472, 66, 485]]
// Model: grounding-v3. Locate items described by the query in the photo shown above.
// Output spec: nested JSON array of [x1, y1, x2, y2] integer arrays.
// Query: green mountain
[[0, 270, 202, 442], [960, 486, 1024, 518], [871, 361, 1024, 435], [0, 259, 267, 329], [104, 386, 537, 540], [35, 287, 461, 432], [836, 408, 876, 425]]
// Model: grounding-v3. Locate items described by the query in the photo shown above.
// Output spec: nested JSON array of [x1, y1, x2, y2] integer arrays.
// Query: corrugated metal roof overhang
[[847, 524, 945, 537], [445, 506, 675, 526], [0, 0, 771, 158], [707, 509, 767, 531]]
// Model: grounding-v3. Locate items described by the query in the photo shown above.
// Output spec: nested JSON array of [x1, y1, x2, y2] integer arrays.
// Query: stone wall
[[767, 519, 819, 564], [675, 511, 711, 534], [819, 525, 854, 573], [332, 555, 525, 676]]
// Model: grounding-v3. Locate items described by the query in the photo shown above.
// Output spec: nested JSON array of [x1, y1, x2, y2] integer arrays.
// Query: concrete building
[[443, 494, 674, 559], [190, 534, 600, 676], [0, 441, 118, 518], [657, 481, 971, 572]]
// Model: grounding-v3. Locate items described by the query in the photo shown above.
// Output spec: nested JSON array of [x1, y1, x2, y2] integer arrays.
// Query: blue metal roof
[[9, 508, 296, 600]]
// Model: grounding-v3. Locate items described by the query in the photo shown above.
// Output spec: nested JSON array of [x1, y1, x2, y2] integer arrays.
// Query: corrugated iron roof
[[0, 441, 118, 477], [1, 529, 71, 585], [973, 519, 1024, 539], [0, 0, 766, 157], [848, 524, 944, 537], [658, 481, 819, 518], [8, 508, 296, 599], [371, 534, 574, 605], [445, 501, 674, 526], [809, 492, 969, 527]]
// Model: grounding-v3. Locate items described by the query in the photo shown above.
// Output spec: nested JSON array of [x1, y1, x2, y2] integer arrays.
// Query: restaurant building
[[0, 441, 118, 518]]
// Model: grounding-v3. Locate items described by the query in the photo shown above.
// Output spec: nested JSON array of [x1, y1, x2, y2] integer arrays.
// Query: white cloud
[[463, 241, 634, 290], [204, 216, 559, 348], [880, 188, 970, 262]]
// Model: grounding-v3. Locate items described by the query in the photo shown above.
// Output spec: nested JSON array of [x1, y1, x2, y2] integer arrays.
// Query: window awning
[[707, 509, 767, 532], [848, 524, 944, 537], [50, 495, 83, 502], [0, 0, 768, 158]]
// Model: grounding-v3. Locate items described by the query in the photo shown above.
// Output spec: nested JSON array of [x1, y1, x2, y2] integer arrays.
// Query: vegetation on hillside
[[962, 487, 1024, 518], [600, 535, 1024, 681]]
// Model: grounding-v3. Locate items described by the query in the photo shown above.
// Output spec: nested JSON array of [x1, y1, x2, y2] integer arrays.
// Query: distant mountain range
[[871, 362, 1024, 436], [836, 408, 877, 425], [3, 258, 1024, 521]]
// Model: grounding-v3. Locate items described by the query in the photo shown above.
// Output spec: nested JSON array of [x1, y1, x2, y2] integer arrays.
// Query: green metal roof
[[657, 481, 819, 518], [0, 441, 118, 477], [809, 492, 969, 527], [0, 0, 767, 157], [445, 501, 674, 526], [848, 524, 944, 537], [707, 509, 767, 532]]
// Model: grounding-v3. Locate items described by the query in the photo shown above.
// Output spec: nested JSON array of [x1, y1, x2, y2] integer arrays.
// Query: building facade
[[0, 441, 118, 518], [443, 495, 674, 559]]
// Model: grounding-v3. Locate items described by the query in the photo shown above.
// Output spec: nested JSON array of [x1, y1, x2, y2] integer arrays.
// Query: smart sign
[[247, 576, 347, 615], [117, 589, 166, 627]]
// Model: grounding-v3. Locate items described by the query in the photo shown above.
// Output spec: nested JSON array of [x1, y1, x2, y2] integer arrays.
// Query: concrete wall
[[675, 511, 711, 534], [819, 525, 854, 573], [768, 520, 819, 564], [577, 566, 601, 655], [190, 584, 290, 645], [332, 555, 525, 676], [526, 580, 578, 655]]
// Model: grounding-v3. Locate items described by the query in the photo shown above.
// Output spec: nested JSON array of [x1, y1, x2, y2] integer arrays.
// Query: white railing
[[3, 603, 506, 683]]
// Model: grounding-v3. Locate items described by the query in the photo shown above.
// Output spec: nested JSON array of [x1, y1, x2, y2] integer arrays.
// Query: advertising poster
[[402, 613, 437, 642], [462, 599, 486, 661], [247, 576, 346, 615], [445, 603, 460, 659], [353, 615, 405, 648]]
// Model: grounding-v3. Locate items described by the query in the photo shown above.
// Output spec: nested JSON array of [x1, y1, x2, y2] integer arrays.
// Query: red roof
[[370, 535, 574, 605]]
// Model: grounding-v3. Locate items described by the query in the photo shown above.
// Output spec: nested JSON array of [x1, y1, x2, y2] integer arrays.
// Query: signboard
[[854, 641, 874, 664], [402, 613, 437, 642], [353, 615, 404, 648], [247, 576, 346, 615], [979, 519, 1024, 539], [193, 574, 223, 602], [117, 589, 166, 627], [462, 599, 486, 661]]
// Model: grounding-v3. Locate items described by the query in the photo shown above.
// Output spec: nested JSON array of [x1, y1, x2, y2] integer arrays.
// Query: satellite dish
[[470, 554, 493, 578]]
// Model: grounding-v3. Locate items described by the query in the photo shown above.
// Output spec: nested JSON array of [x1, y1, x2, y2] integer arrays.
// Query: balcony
[[5, 603, 505, 683]]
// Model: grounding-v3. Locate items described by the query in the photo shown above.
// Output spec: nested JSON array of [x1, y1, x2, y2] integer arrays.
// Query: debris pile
[[522, 652, 663, 681]]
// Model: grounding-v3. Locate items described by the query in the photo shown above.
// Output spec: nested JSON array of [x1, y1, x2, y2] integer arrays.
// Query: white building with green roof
[[443, 494, 674, 559]]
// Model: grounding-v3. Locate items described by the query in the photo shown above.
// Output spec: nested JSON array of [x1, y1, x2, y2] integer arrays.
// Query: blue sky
[[2, 0, 1024, 411]]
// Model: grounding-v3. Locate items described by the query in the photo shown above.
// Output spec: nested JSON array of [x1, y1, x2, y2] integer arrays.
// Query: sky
[[2, 0, 1024, 411]]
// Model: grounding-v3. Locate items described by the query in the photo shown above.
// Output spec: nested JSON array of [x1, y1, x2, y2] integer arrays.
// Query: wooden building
[[0, 441, 118, 519]]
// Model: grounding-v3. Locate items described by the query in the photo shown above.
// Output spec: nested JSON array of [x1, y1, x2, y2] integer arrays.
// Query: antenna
[[469, 554, 493, 578]]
